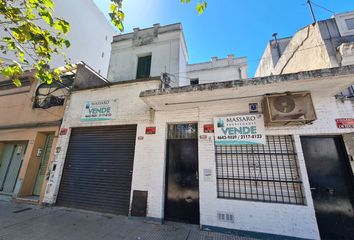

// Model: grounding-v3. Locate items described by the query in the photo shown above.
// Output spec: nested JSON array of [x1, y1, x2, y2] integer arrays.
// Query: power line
[[311, 1, 335, 14]]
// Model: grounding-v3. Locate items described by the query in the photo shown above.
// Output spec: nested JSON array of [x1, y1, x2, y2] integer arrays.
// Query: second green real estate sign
[[81, 99, 118, 122]]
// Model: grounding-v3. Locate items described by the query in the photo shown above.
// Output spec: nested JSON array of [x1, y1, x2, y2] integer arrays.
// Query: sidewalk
[[0, 200, 260, 240]]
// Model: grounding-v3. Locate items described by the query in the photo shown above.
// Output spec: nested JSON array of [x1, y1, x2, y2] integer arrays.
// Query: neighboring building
[[50, 0, 116, 77], [186, 54, 247, 85], [0, 0, 115, 77], [43, 53, 354, 240], [0, 63, 108, 204], [0, 0, 115, 203], [252, 11, 354, 239], [107, 23, 247, 86], [255, 10, 354, 97]]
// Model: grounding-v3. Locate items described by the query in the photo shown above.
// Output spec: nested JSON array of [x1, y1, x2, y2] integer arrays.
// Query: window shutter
[[136, 55, 151, 79]]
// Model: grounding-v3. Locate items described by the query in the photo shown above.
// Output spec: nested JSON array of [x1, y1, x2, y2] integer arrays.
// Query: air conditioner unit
[[263, 92, 317, 126]]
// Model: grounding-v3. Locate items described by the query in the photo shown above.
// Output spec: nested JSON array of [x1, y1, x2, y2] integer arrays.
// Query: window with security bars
[[215, 135, 305, 205]]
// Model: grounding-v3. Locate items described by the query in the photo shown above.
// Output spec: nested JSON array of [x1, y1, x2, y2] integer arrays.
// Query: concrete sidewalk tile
[[0, 201, 260, 240]]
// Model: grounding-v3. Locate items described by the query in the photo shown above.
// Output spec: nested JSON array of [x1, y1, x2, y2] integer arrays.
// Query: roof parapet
[[113, 23, 182, 43]]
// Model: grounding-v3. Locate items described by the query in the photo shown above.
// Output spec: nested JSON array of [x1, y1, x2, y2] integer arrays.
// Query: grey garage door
[[56, 125, 137, 215]]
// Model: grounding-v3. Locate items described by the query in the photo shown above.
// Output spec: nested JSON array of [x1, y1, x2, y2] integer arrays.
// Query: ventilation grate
[[217, 211, 234, 223]]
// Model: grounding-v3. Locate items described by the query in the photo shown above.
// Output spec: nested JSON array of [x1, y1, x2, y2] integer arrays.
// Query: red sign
[[203, 124, 214, 133], [60, 128, 68, 135], [145, 127, 156, 134], [336, 118, 354, 129]]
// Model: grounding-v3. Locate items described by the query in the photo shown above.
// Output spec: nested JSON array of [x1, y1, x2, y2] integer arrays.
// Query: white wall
[[107, 29, 182, 86], [132, 91, 354, 239], [49, 0, 115, 77], [43, 80, 161, 204], [43, 75, 354, 239], [256, 24, 332, 78], [186, 56, 248, 85], [334, 11, 354, 37], [193, 94, 352, 240], [0, 0, 115, 77], [178, 32, 189, 86], [106, 24, 247, 86]]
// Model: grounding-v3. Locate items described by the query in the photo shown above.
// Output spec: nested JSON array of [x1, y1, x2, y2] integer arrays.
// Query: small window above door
[[136, 55, 152, 79]]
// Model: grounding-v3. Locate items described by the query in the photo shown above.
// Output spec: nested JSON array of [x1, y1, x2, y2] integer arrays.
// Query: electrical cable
[[310, 1, 335, 14]]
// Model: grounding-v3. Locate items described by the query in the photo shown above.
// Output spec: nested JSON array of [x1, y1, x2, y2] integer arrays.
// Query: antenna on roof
[[307, 0, 317, 24], [272, 33, 278, 47], [272, 33, 281, 57]]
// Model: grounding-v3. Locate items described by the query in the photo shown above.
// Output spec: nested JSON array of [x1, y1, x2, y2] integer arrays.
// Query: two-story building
[[107, 23, 248, 86], [0, 64, 107, 204], [0, 0, 115, 203], [42, 23, 354, 239]]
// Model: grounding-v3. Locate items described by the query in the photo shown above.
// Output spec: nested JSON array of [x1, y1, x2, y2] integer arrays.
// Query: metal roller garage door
[[56, 125, 137, 215]]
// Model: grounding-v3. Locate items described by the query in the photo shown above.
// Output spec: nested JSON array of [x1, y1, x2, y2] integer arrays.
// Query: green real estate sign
[[214, 114, 266, 145], [81, 99, 118, 122]]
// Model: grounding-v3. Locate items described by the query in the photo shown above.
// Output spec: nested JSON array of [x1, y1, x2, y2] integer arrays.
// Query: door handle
[[129, 171, 133, 176], [185, 197, 193, 203], [196, 171, 199, 180]]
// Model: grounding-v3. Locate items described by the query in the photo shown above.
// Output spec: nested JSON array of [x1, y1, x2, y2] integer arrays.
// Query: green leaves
[[39, 8, 54, 26], [109, 0, 207, 33], [109, 0, 124, 31], [1, 61, 23, 86], [196, 1, 207, 15], [0, 0, 71, 86], [42, 0, 54, 10], [53, 19, 70, 34], [180, 0, 207, 15]]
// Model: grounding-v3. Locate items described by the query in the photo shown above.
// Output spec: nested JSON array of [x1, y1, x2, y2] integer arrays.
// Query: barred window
[[215, 135, 305, 205]]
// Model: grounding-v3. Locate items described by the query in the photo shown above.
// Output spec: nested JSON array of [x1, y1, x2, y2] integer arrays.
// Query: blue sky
[[93, 0, 354, 77]]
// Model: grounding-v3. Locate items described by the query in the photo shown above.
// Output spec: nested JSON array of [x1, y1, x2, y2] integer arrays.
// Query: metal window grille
[[215, 135, 305, 205], [167, 124, 198, 139]]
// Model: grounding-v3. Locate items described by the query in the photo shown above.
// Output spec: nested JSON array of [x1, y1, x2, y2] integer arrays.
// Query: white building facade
[[43, 65, 354, 240], [0, 0, 115, 77], [107, 23, 247, 86], [42, 23, 354, 240]]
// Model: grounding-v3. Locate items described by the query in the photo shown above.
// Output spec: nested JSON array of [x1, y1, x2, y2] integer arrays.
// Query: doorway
[[0, 142, 27, 195], [32, 134, 54, 196], [301, 136, 354, 239], [165, 123, 199, 224]]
